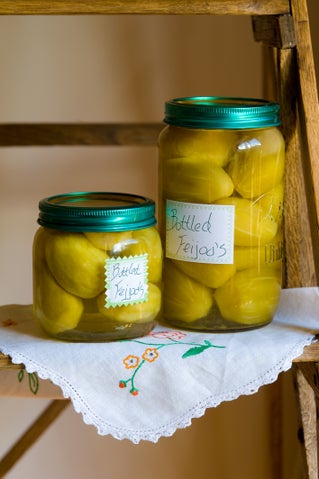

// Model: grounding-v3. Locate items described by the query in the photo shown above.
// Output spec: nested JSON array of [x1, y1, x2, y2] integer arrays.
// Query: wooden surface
[[253, 5, 319, 288], [252, 14, 296, 49], [290, 0, 319, 285], [294, 342, 319, 363], [293, 363, 319, 478], [279, 46, 318, 287], [0, 0, 290, 16], [0, 354, 22, 369], [0, 123, 162, 146]]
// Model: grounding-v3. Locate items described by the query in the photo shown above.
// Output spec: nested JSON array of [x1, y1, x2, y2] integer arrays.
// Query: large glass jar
[[158, 97, 285, 331], [33, 192, 162, 341]]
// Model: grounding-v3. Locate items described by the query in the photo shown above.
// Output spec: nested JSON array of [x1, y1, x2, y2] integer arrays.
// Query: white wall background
[[0, 4, 318, 478]]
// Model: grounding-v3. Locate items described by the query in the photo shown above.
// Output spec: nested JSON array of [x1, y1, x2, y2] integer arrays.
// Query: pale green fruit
[[32, 227, 53, 282], [164, 156, 234, 203], [84, 231, 133, 254], [97, 282, 161, 323], [159, 126, 238, 167], [227, 128, 285, 199], [83, 296, 100, 313], [255, 182, 284, 226], [45, 231, 107, 299], [33, 263, 83, 335], [125, 227, 163, 284], [33, 227, 51, 300], [215, 197, 278, 246], [234, 231, 283, 271], [215, 267, 281, 325], [174, 259, 236, 289], [163, 260, 213, 322]]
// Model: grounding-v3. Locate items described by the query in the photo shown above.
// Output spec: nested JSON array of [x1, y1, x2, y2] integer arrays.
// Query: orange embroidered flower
[[123, 355, 140, 369], [142, 348, 159, 363], [2, 319, 17, 327]]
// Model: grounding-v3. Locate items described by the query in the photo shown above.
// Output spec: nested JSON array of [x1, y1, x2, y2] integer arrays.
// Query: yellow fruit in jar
[[84, 231, 133, 254], [97, 283, 161, 323], [163, 156, 234, 203], [173, 259, 236, 289], [234, 232, 283, 270], [45, 231, 107, 299], [159, 126, 238, 167], [227, 128, 285, 199], [122, 227, 163, 284], [33, 263, 83, 335], [234, 246, 282, 271], [33, 227, 52, 265], [214, 267, 281, 324], [215, 197, 278, 246], [33, 227, 51, 302], [83, 296, 99, 313], [255, 182, 284, 226], [163, 260, 213, 322]]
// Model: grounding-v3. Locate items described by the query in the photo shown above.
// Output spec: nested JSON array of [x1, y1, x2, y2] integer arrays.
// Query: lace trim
[[1, 334, 314, 444]]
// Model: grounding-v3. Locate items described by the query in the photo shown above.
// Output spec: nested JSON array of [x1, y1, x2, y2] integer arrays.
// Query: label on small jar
[[166, 200, 235, 264], [105, 254, 148, 308]]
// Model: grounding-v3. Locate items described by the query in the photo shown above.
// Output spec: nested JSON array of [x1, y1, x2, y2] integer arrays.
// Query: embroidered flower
[[123, 355, 140, 369], [119, 335, 225, 396], [142, 348, 159, 363], [149, 330, 187, 341], [2, 319, 17, 327]]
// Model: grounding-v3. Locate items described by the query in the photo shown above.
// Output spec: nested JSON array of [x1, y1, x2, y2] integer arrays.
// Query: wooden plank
[[252, 14, 296, 49], [0, 0, 290, 16], [279, 48, 317, 287], [293, 363, 319, 479], [0, 353, 22, 369], [294, 343, 319, 363], [290, 0, 319, 286], [257, 10, 318, 287], [0, 400, 69, 477], [0, 123, 162, 146]]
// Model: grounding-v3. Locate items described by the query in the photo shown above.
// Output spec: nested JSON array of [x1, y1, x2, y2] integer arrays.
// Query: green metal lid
[[164, 96, 281, 129], [38, 192, 156, 232]]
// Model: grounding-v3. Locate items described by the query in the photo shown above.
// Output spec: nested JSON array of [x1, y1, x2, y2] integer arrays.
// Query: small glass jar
[[33, 192, 162, 341], [158, 96, 285, 331]]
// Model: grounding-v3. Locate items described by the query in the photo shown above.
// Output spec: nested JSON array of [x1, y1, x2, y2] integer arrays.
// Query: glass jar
[[33, 192, 162, 341], [158, 96, 285, 331]]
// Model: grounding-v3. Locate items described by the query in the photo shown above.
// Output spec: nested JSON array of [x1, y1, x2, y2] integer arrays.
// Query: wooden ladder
[[0, 1, 319, 477], [253, 2, 319, 476]]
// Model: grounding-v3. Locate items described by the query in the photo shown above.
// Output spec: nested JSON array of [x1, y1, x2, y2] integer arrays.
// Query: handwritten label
[[166, 200, 234, 264], [105, 254, 148, 308]]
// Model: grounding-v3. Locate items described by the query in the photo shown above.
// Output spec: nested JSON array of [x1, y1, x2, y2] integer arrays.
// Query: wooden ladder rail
[[254, 1, 319, 477], [0, 0, 291, 16], [0, 399, 70, 478]]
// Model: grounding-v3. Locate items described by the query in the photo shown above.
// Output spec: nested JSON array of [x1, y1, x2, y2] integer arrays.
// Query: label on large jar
[[105, 254, 148, 308], [166, 200, 235, 264]]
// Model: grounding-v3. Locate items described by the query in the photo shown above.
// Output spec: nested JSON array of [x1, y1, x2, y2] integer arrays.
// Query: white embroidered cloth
[[0, 287, 318, 444]]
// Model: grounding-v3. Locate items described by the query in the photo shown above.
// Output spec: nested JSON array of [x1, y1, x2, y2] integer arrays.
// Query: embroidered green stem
[[119, 336, 225, 396], [131, 338, 224, 357], [133, 338, 224, 348], [119, 359, 145, 395]]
